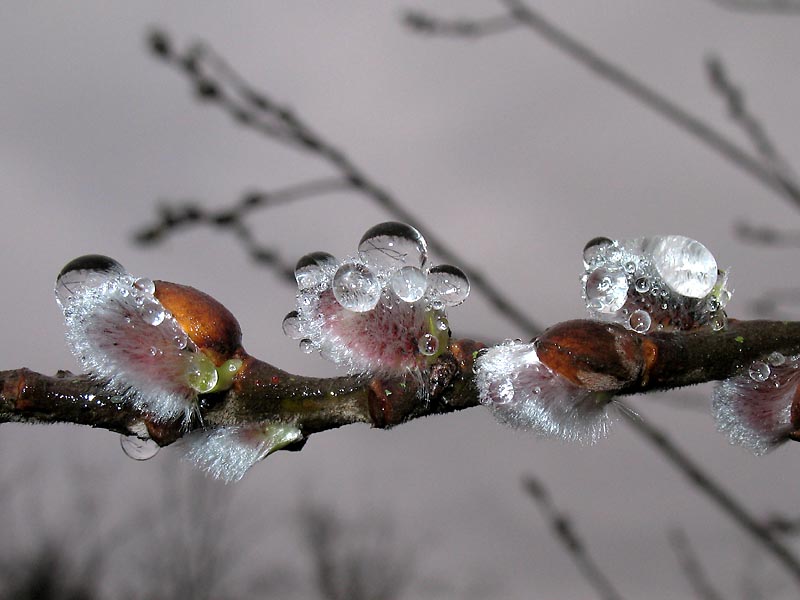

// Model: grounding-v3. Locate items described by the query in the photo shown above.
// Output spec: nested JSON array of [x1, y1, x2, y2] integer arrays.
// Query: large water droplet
[[390, 265, 428, 302], [120, 434, 160, 460], [282, 310, 303, 339], [646, 235, 717, 298], [628, 309, 651, 333], [295, 251, 337, 290], [357, 222, 428, 274], [332, 263, 381, 312], [749, 361, 770, 382], [134, 277, 156, 295], [55, 255, 126, 306], [584, 267, 628, 313], [582, 237, 613, 268], [139, 298, 166, 326], [185, 352, 219, 393], [418, 333, 439, 356], [426, 265, 470, 306]]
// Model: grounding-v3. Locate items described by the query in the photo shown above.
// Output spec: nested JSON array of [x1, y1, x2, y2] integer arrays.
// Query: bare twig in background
[[403, 1, 800, 209], [623, 410, 800, 585], [403, 10, 517, 38], [706, 56, 799, 185], [749, 288, 800, 320], [142, 30, 542, 336], [735, 221, 800, 248], [709, 0, 800, 13], [522, 476, 625, 600], [668, 528, 725, 600]]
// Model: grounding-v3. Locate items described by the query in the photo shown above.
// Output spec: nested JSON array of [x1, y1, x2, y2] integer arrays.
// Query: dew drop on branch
[[357, 221, 428, 274], [426, 264, 470, 307], [120, 434, 160, 460], [332, 263, 381, 312]]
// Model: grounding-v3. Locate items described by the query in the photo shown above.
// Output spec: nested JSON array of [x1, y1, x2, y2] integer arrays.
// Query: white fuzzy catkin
[[56, 256, 199, 425], [182, 423, 303, 482], [712, 355, 800, 454], [474, 341, 614, 444]]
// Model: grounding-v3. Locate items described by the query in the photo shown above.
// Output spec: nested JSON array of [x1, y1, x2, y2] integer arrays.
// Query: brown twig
[[709, 0, 800, 12], [668, 528, 726, 600]]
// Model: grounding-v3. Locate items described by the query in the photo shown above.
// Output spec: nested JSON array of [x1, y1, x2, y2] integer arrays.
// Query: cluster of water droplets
[[282, 222, 470, 373], [713, 351, 800, 454], [580, 235, 732, 333]]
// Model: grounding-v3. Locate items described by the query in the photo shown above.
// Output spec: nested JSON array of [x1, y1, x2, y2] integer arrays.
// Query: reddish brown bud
[[154, 281, 243, 366], [534, 320, 645, 392]]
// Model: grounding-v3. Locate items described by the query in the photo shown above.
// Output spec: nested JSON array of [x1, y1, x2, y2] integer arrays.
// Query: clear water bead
[[332, 263, 381, 312], [295, 251, 337, 291], [634, 277, 650, 294], [646, 235, 717, 298], [768, 351, 786, 367], [120, 434, 160, 460], [282, 311, 304, 339], [357, 221, 428, 274], [299, 338, 316, 354], [134, 277, 156, 295], [584, 267, 628, 313], [628, 309, 652, 333], [55, 254, 126, 307], [389, 266, 428, 302], [418, 333, 439, 356], [139, 299, 166, 326], [749, 361, 771, 382], [582, 237, 613, 268], [426, 265, 470, 307]]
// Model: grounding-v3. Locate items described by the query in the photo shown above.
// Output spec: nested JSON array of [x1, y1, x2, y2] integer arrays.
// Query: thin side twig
[[523, 476, 625, 600], [668, 528, 726, 600]]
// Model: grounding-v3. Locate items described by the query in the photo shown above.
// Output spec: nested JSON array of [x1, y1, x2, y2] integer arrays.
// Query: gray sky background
[[2, 1, 800, 598]]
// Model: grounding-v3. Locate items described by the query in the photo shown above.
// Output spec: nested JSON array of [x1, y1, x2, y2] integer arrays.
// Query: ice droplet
[[584, 267, 628, 313], [120, 434, 160, 460], [426, 264, 470, 306], [55, 254, 126, 307], [389, 265, 428, 302], [628, 309, 652, 333], [295, 251, 337, 290], [282, 311, 304, 339], [332, 263, 381, 312], [646, 235, 717, 299], [749, 361, 770, 382], [418, 333, 439, 356], [358, 221, 428, 274], [582, 237, 613, 268]]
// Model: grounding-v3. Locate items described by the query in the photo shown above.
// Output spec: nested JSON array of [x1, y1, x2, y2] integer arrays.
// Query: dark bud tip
[[147, 29, 171, 57], [57, 255, 125, 281]]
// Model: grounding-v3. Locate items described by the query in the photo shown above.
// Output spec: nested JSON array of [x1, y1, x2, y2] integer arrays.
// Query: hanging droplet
[[389, 265, 428, 302], [749, 361, 770, 382], [332, 263, 381, 312], [299, 338, 316, 354], [357, 222, 428, 274], [646, 235, 717, 299], [426, 265, 470, 307], [120, 434, 160, 460], [282, 311, 303, 339], [628, 309, 652, 333], [584, 267, 628, 313], [710, 313, 727, 331], [55, 254, 126, 307], [582, 237, 613, 268], [418, 333, 439, 356], [295, 251, 337, 291]]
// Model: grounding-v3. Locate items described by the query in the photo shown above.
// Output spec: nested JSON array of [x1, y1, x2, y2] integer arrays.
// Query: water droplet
[[434, 315, 449, 331], [582, 237, 613, 268], [139, 299, 166, 326], [134, 277, 156, 295], [768, 351, 786, 367], [489, 380, 515, 404], [418, 333, 439, 356], [282, 311, 303, 339], [173, 329, 189, 349], [120, 434, 160, 460], [645, 235, 717, 298], [332, 263, 381, 312], [299, 339, 316, 354], [295, 251, 337, 290], [55, 255, 126, 306], [628, 309, 651, 333], [584, 267, 628, 313], [624, 261, 637, 274], [749, 361, 770, 382], [389, 265, 428, 302], [358, 222, 428, 274], [707, 297, 720, 312], [717, 289, 732, 308], [185, 352, 218, 393], [426, 264, 470, 306], [710, 313, 727, 331], [634, 277, 650, 293]]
